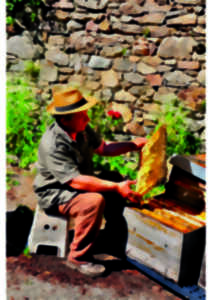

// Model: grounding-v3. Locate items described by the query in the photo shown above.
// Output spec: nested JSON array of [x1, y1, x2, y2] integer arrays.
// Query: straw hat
[[47, 86, 98, 115]]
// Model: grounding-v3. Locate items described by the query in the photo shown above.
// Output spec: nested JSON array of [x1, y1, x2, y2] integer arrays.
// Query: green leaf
[[6, 16, 14, 24]]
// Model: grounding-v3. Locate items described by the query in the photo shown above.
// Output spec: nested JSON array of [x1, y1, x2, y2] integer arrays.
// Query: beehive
[[124, 155, 206, 285]]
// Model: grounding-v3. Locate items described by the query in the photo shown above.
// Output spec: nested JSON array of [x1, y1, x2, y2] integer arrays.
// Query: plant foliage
[[88, 103, 124, 141], [6, 0, 43, 25], [7, 75, 52, 168], [153, 97, 202, 157], [6, 169, 20, 190], [24, 60, 40, 81], [142, 184, 165, 201], [88, 103, 139, 179]]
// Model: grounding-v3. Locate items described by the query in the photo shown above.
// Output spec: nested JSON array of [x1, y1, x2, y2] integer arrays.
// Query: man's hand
[[132, 137, 148, 151], [116, 180, 141, 204]]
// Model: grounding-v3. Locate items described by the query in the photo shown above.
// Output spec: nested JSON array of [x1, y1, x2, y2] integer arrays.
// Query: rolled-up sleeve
[[46, 140, 81, 184]]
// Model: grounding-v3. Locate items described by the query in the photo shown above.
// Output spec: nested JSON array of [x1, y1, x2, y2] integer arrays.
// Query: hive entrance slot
[[36, 245, 58, 256]]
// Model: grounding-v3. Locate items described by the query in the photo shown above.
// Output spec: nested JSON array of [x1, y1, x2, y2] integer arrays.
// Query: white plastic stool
[[28, 205, 68, 258]]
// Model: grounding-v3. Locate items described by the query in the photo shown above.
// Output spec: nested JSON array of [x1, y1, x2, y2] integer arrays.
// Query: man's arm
[[67, 175, 141, 203], [94, 137, 147, 156]]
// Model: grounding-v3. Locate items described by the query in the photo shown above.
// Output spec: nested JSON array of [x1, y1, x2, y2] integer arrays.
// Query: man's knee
[[73, 192, 105, 216], [87, 193, 105, 212]]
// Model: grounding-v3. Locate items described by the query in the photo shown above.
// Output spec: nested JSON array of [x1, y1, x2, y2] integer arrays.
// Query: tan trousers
[[58, 192, 105, 264]]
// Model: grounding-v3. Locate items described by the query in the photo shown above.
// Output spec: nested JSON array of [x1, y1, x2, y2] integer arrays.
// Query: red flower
[[107, 110, 122, 119]]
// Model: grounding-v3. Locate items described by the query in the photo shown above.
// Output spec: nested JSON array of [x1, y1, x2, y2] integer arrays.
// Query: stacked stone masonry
[[7, 0, 206, 148]]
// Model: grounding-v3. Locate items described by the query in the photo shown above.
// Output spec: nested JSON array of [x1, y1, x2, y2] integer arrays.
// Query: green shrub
[[7, 75, 51, 168], [93, 153, 138, 180], [154, 97, 202, 157], [6, 0, 43, 25], [88, 103, 139, 179]]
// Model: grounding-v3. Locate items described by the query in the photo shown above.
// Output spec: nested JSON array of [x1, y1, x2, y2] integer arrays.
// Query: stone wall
[[7, 0, 206, 148]]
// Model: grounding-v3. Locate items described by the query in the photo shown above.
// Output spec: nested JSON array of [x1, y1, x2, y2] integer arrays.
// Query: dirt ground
[[6, 166, 183, 300]]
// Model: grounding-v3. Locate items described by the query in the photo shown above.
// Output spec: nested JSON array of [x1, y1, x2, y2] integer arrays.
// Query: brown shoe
[[65, 260, 105, 277]]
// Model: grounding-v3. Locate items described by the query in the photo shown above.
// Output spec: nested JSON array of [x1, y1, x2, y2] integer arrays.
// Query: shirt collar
[[54, 121, 75, 143]]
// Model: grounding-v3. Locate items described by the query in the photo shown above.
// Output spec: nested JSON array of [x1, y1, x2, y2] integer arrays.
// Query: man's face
[[61, 110, 90, 133]]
